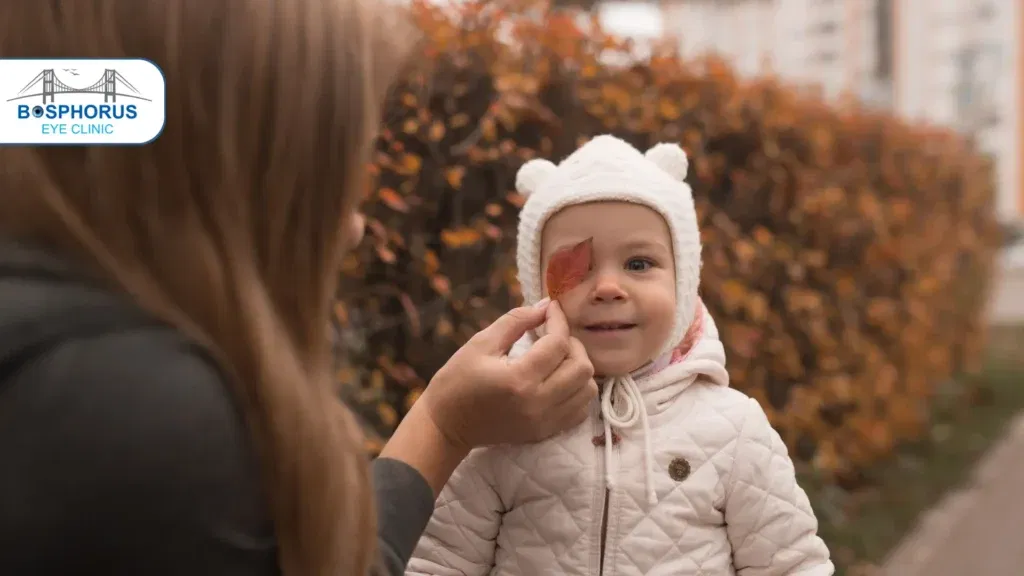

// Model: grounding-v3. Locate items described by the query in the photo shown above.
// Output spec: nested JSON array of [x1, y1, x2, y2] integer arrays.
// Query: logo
[[0, 58, 165, 145]]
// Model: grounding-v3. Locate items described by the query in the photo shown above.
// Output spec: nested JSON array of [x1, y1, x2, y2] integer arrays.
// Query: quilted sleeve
[[724, 398, 835, 576], [406, 448, 503, 576]]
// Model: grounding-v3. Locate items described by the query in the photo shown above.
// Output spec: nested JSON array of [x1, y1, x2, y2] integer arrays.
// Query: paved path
[[989, 254, 1024, 324], [880, 258, 1024, 576], [880, 414, 1024, 576]]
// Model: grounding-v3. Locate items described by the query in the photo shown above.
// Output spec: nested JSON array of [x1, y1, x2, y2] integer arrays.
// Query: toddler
[[407, 135, 833, 575]]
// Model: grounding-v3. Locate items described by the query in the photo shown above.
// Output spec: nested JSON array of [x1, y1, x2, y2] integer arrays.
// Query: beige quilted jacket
[[408, 312, 833, 576]]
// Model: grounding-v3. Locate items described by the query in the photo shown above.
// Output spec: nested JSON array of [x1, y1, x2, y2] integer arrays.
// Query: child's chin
[[593, 357, 645, 378]]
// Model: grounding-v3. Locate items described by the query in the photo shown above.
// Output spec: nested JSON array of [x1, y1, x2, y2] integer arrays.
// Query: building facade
[[599, 0, 1022, 225]]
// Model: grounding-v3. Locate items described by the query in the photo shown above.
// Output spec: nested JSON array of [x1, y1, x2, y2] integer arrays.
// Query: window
[[874, 0, 893, 80]]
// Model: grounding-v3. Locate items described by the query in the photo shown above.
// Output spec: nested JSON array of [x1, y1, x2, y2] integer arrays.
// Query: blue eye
[[625, 258, 653, 272]]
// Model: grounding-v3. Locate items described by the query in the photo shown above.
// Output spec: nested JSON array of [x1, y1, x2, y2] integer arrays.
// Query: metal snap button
[[668, 457, 690, 481]]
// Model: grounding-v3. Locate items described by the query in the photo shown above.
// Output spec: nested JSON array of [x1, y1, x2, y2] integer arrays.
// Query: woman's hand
[[423, 299, 596, 449], [380, 300, 596, 494]]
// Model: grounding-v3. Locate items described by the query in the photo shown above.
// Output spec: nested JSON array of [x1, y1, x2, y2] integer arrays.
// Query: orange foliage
[[336, 0, 1002, 485]]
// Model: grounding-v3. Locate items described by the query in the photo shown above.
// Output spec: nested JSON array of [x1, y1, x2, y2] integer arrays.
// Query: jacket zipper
[[596, 416, 617, 576], [598, 488, 610, 575]]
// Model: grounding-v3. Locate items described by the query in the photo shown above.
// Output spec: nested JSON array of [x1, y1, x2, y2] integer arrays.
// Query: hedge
[[335, 0, 1002, 485]]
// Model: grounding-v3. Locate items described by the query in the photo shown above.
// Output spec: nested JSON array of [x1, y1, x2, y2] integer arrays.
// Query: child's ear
[[515, 158, 557, 197], [644, 143, 688, 181]]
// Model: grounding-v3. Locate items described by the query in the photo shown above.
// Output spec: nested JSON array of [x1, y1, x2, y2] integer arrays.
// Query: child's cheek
[[557, 290, 588, 329]]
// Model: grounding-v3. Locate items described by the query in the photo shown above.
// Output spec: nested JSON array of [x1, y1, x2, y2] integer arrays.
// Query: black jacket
[[0, 241, 434, 575]]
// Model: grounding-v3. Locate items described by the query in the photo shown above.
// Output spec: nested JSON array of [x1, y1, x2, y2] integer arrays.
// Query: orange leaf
[[658, 99, 680, 120], [506, 191, 525, 208], [729, 325, 763, 359], [334, 302, 349, 325], [400, 153, 422, 173], [377, 404, 398, 428], [546, 237, 593, 300], [435, 317, 453, 338], [450, 113, 470, 128], [481, 116, 497, 141], [404, 389, 423, 412], [364, 437, 384, 454], [429, 121, 446, 141], [445, 166, 466, 188], [402, 118, 419, 134], [485, 203, 503, 217], [375, 245, 396, 264], [440, 227, 482, 248], [423, 249, 440, 274], [377, 188, 408, 212], [483, 224, 501, 240], [431, 274, 451, 296]]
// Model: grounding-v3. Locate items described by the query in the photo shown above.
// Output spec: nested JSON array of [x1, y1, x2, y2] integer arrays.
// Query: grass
[[801, 325, 1024, 575]]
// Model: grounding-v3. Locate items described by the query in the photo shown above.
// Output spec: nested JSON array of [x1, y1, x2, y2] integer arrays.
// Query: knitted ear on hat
[[515, 158, 557, 197], [644, 143, 688, 182]]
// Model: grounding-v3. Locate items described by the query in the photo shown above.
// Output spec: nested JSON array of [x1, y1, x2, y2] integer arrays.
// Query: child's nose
[[591, 272, 627, 302]]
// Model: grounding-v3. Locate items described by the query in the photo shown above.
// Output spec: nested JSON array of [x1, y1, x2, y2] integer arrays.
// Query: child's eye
[[625, 257, 654, 272]]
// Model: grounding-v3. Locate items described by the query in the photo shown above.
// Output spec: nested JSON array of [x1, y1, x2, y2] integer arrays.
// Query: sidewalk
[[990, 251, 1024, 324], [880, 259, 1024, 576], [880, 414, 1024, 576]]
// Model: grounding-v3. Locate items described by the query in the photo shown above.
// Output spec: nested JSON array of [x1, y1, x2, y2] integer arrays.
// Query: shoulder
[[8, 327, 256, 473], [684, 383, 760, 426], [0, 327, 276, 572], [672, 384, 778, 453]]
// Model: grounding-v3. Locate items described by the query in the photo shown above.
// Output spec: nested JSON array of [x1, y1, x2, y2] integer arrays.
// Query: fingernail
[[533, 297, 551, 309]]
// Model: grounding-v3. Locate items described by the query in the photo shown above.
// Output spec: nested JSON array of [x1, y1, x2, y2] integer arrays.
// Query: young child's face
[[540, 201, 677, 376]]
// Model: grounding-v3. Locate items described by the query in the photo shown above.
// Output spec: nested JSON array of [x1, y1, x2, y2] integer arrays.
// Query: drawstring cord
[[600, 373, 657, 506], [596, 301, 707, 508]]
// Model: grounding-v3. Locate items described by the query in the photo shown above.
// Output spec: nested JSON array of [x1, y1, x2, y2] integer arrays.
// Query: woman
[[0, 1, 597, 575]]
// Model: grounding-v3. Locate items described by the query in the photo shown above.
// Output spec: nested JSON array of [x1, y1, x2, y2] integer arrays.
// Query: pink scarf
[[630, 298, 705, 379]]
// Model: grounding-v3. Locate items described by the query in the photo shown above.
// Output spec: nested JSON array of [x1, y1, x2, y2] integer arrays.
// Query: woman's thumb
[[474, 299, 550, 353]]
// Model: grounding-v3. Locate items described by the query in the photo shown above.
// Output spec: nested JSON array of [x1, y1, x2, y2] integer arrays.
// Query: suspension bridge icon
[[7, 68, 151, 104]]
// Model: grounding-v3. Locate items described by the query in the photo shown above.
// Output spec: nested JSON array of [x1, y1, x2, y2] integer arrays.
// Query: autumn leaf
[[375, 245, 397, 264], [377, 404, 398, 428], [505, 191, 525, 208], [445, 166, 466, 188], [728, 325, 763, 359], [431, 274, 451, 296], [440, 227, 482, 248], [422, 249, 440, 274], [429, 120, 446, 141], [399, 153, 422, 173], [546, 237, 593, 300], [404, 389, 423, 412], [334, 302, 349, 325], [377, 188, 408, 213]]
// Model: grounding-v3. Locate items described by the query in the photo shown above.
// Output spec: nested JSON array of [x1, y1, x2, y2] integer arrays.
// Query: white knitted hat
[[514, 134, 702, 358]]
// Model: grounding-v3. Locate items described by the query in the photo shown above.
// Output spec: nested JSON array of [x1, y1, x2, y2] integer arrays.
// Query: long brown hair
[[0, 1, 413, 574]]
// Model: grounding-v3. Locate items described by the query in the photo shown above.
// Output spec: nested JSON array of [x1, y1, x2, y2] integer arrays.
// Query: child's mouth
[[584, 322, 637, 332]]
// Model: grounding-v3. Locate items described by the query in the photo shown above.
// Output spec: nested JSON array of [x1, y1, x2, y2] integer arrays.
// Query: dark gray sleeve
[[372, 457, 436, 576]]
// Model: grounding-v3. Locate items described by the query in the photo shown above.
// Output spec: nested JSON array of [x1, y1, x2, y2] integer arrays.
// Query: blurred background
[[341, 0, 1024, 574], [590, 0, 1024, 324]]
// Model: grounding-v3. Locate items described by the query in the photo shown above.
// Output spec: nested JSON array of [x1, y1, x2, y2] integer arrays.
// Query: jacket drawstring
[[600, 373, 657, 506]]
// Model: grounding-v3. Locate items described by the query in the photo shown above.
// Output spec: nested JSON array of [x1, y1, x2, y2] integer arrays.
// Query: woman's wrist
[[378, 399, 470, 496]]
